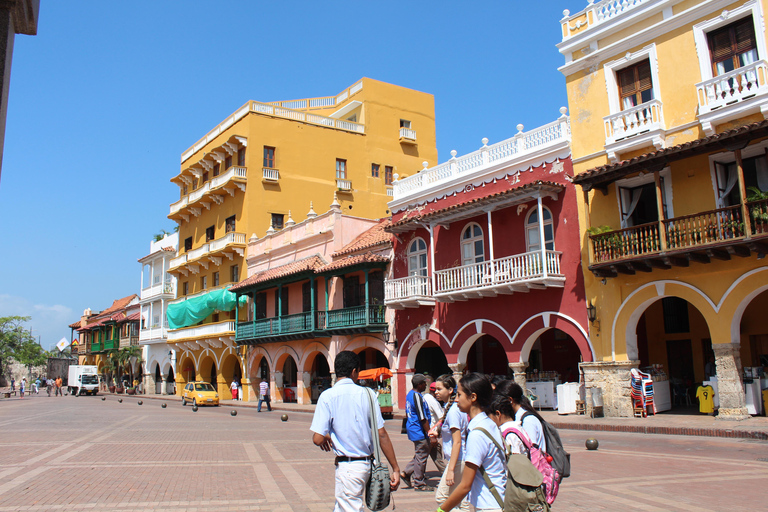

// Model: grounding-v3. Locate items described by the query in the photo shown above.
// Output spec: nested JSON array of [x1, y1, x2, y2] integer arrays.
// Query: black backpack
[[522, 412, 571, 480]]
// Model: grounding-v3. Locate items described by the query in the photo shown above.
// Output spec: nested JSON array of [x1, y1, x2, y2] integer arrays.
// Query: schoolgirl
[[437, 373, 507, 512], [496, 380, 547, 453], [432, 374, 469, 512], [488, 390, 530, 458]]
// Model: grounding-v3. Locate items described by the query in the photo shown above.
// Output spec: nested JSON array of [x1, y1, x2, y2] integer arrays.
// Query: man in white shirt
[[311, 351, 400, 512], [258, 379, 271, 412], [423, 381, 446, 473]]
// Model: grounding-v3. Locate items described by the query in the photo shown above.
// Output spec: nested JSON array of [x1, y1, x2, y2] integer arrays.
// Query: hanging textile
[[166, 287, 248, 330], [619, 187, 643, 228]]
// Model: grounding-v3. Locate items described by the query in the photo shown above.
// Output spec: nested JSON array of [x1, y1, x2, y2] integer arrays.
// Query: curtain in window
[[715, 162, 739, 206], [619, 187, 643, 228], [755, 156, 768, 192]]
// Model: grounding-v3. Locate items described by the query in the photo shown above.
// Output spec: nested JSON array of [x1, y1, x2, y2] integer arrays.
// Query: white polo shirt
[[310, 378, 385, 458], [515, 409, 547, 453], [441, 402, 467, 463], [464, 412, 507, 509]]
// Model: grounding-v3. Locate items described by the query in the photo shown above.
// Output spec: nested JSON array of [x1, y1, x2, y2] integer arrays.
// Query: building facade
[[230, 200, 394, 405], [559, 0, 768, 417], [385, 111, 593, 408], [165, 78, 437, 399], [138, 233, 178, 395]]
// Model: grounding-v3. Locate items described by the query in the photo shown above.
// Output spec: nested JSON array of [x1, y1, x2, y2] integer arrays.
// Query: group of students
[[10, 376, 64, 397], [426, 373, 554, 512]]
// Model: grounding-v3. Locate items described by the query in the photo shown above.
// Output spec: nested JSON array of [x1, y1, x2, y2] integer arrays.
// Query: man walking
[[400, 374, 433, 491], [46, 377, 53, 396], [55, 376, 63, 397], [258, 379, 271, 412], [311, 351, 400, 512]]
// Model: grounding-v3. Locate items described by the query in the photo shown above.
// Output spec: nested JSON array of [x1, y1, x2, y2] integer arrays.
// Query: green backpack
[[476, 428, 550, 512]]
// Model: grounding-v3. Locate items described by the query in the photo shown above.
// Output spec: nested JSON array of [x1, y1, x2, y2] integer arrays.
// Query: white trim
[[604, 44, 660, 114], [461, 222, 485, 266], [511, 311, 595, 363], [453, 319, 516, 367], [708, 139, 768, 207], [613, 167, 673, 227], [692, 0, 765, 83], [407, 236, 429, 276], [525, 204, 554, 252]]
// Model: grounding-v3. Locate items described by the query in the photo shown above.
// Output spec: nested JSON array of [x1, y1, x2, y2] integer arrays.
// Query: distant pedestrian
[[55, 376, 63, 397], [10, 377, 15, 391], [310, 350, 400, 512], [258, 379, 271, 412], [230, 379, 238, 400], [34, 378, 41, 394], [20, 378, 26, 398], [400, 373, 434, 492], [46, 378, 53, 396], [237, 381, 243, 401]]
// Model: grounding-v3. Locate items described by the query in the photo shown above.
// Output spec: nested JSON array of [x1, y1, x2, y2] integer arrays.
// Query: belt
[[335, 455, 373, 465]]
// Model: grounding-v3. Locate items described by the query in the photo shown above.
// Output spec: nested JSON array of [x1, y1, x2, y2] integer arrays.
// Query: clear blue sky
[[0, 1, 574, 350]]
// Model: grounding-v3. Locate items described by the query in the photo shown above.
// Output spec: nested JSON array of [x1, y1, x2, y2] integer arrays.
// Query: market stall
[[358, 367, 393, 417]]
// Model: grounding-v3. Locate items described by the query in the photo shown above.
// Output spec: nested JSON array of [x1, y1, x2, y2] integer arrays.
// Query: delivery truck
[[68, 365, 99, 396]]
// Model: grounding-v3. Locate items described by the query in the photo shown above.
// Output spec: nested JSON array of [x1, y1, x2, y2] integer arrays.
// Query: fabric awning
[[166, 287, 248, 330], [358, 367, 392, 381]]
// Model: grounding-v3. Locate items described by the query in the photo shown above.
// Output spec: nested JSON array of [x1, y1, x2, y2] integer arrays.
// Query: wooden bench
[[3, 390, 17, 398]]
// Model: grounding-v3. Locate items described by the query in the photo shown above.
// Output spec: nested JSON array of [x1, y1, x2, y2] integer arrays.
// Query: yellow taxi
[[181, 382, 219, 406]]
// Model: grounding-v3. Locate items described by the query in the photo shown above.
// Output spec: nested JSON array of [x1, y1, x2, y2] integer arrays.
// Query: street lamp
[[586, 301, 597, 323]]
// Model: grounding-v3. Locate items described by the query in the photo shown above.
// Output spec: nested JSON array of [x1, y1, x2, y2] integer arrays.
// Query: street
[[1, 395, 767, 511]]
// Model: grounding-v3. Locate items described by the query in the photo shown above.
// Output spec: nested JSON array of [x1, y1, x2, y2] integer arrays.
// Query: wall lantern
[[382, 326, 390, 345], [586, 301, 597, 323]]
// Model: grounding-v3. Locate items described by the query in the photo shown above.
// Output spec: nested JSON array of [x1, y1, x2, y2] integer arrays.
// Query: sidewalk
[[110, 392, 768, 440]]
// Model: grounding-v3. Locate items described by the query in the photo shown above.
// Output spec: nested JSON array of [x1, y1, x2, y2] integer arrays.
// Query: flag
[[56, 337, 71, 352]]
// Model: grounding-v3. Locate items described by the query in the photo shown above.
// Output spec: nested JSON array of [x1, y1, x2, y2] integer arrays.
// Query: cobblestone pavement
[[1, 394, 767, 511]]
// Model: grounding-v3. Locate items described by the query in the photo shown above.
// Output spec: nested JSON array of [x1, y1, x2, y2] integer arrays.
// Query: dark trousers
[[403, 438, 431, 487], [258, 395, 271, 412], [429, 439, 446, 473]]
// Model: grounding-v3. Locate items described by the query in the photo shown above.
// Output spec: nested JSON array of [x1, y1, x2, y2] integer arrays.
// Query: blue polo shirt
[[310, 378, 384, 457], [405, 388, 431, 442]]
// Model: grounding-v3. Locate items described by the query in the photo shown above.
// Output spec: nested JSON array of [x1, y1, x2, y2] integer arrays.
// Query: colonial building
[[165, 78, 437, 399], [138, 233, 178, 395], [230, 198, 394, 405], [559, 0, 768, 417], [385, 111, 593, 408]]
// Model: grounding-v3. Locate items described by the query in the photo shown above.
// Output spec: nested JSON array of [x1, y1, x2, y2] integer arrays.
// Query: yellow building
[[559, 0, 768, 417], [166, 78, 437, 400]]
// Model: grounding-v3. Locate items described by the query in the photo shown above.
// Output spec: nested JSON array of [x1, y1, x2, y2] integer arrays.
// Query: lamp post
[[586, 301, 597, 323]]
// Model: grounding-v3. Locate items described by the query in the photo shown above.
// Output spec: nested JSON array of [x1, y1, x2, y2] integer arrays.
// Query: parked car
[[181, 382, 219, 406]]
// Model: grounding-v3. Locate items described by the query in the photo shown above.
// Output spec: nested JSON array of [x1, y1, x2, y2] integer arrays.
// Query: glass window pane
[[463, 227, 472, 239], [419, 239, 426, 250], [543, 208, 551, 220], [528, 211, 538, 224], [544, 224, 553, 242], [463, 243, 472, 259], [474, 240, 483, 256], [528, 227, 540, 247], [473, 225, 482, 237]]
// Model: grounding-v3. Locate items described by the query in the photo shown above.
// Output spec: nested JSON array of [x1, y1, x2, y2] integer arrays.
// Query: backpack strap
[[502, 426, 533, 452], [474, 427, 507, 510]]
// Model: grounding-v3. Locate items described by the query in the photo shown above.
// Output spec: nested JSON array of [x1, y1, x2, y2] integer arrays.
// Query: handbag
[[365, 388, 391, 511]]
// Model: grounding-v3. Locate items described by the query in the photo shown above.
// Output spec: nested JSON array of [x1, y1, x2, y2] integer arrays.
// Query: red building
[[385, 110, 594, 407]]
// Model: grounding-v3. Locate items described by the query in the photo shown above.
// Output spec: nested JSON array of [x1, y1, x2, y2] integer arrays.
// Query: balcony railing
[[561, 0, 648, 40], [263, 168, 279, 181], [236, 312, 314, 341], [317, 305, 386, 330], [139, 326, 168, 342], [186, 243, 210, 261], [589, 200, 768, 268], [604, 99, 663, 145], [169, 166, 247, 218], [119, 336, 139, 348], [167, 320, 235, 341], [142, 281, 175, 299], [251, 101, 364, 134], [103, 339, 117, 351], [399, 127, 417, 140], [434, 251, 564, 298], [697, 60, 768, 116], [91, 341, 102, 352], [169, 254, 187, 269], [384, 275, 433, 308], [336, 179, 352, 191], [209, 232, 246, 253]]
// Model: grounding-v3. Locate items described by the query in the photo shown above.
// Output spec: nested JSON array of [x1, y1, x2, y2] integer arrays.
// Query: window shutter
[[709, 28, 733, 61], [618, 67, 637, 97], [637, 61, 652, 91], [735, 18, 756, 54]]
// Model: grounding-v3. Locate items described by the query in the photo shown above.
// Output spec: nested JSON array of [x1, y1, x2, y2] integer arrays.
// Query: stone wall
[[579, 360, 639, 417]]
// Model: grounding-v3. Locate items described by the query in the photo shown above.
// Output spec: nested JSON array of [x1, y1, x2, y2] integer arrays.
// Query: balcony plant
[[587, 225, 622, 260], [748, 186, 768, 232]]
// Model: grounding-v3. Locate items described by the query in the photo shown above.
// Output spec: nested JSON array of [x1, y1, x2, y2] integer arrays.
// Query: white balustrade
[[336, 179, 352, 191], [143, 282, 175, 299], [399, 127, 417, 140], [169, 254, 187, 268], [169, 196, 188, 216], [697, 60, 768, 115], [594, 0, 645, 21], [263, 168, 279, 181], [392, 115, 569, 201], [209, 232, 246, 252], [349, 81, 363, 95], [139, 326, 168, 342], [167, 320, 235, 341], [386, 187, 394, 197], [188, 182, 209, 203], [385, 275, 432, 302], [250, 100, 364, 134], [186, 243, 209, 261], [434, 251, 563, 295], [603, 99, 664, 144], [561, 0, 648, 40]]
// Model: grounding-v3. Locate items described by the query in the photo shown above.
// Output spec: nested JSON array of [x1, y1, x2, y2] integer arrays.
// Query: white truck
[[68, 365, 100, 396]]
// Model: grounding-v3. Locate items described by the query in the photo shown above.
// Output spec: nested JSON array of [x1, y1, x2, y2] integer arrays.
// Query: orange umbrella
[[358, 367, 393, 381]]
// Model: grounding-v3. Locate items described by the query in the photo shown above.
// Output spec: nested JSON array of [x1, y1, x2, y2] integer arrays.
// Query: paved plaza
[[1, 394, 767, 511]]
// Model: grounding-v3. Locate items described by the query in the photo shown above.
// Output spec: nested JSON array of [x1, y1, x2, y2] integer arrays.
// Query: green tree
[[16, 339, 49, 371], [0, 316, 34, 380]]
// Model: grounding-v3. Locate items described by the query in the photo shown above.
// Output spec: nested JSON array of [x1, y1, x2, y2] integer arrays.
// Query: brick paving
[[1, 393, 767, 511]]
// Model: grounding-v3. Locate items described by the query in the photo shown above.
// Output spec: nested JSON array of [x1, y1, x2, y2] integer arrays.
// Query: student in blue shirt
[[401, 373, 434, 491], [438, 373, 507, 512]]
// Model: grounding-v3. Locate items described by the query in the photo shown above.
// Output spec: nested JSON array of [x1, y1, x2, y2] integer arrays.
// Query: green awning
[[166, 288, 248, 330]]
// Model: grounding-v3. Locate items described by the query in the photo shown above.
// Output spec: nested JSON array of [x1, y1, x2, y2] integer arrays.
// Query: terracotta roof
[[101, 295, 138, 316], [162, 246, 175, 252], [388, 181, 564, 231], [573, 120, 768, 188], [230, 255, 327, 292], [124, 312, 141, 322], [76, 294, 137, 330], [333, 218, 392, 257], [319, 252, 389, 273], [68, 320, 82, 329]]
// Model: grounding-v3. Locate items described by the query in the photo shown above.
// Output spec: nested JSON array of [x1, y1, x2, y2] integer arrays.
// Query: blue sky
[[0, 1, 574, 350]]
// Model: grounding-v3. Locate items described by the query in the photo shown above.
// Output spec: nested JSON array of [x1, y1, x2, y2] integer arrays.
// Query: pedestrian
[[34, 378, 41, 394], [46, 378, 53, 397], [55, 376, 63, 397], [310, 350, 400, 512], [438, 373, 507, 512], [424, 380, 447, 474], [497, 381, 547, 453], [433, 374, 470, 512], [237, 381, 243, 401], [20, 377, 26, 398], [400, 373, 434, 492], [10, 377, 15, 392], [230, 379, 238, 400], [258, 379, 271, 412], [488, 389, 529, 457]]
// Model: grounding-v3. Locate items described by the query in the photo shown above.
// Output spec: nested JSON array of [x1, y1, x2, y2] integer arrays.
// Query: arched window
[[408, 238, 428, 276], [461, 223, 484, 265], [526, 207, 554, 252]]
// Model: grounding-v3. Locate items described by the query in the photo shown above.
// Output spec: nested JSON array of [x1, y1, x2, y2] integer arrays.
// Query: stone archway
[[177, 354, 196, 389], [303, 349, 331, 404], [220, 352, 241, 400]]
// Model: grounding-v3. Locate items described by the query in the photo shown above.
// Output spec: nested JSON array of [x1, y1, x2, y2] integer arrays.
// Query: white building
[[138, 233, 178, 394]]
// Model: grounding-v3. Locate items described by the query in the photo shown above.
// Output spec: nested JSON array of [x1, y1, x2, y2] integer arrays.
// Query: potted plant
[[587, 225, 621, 261], [747, 186, 768, 233]]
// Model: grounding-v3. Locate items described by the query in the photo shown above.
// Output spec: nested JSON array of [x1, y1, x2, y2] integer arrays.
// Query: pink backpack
[[502, 425, 560, 505]]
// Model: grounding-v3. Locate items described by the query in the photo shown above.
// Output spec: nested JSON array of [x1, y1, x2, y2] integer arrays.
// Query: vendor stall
[[358, 367, 393, 417]]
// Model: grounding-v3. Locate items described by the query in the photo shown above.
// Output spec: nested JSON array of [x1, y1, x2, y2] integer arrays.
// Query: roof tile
[[333, 218, 392, 257], [230, 255, 327, 291], [319, 252, 389, 273]]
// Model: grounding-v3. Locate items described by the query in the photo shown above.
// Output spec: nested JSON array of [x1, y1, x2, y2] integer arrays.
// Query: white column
[[537, 195, 548, 279], [486, 209, 495, 282], [428, 223, 437, 295]]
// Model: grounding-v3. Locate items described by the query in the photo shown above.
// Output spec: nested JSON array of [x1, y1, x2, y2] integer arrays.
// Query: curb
[[549, 421, 768, 440]]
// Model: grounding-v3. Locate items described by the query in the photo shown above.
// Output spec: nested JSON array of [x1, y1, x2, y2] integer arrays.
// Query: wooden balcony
[[433, 250, 565, 302], [318, 305, 386, 334], [103, 339, 117, 351], [384, 275, 434, 309], [236, 312, 314, 343], [119, 335, 139, 349], [91, 341, 102, 352], [588, 199, 768, 277]]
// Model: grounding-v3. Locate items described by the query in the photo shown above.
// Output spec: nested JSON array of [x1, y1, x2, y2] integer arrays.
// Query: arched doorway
[[737, 289, 768, 415], [414, 341, 450, 380], [198, 355, 217, 392], [250, 356, 270, 402], [282, 356, 298, 403], [166, 366, 176, 395], [308, 353, 331, 404], [179, 356, 195, 388], [220, 353, 241, 400], [358, 347, 389, 370], [466, 335, 509, 376], [154, 363, 162, 394], [635, 296, 711, 413], [527, 328, 582, 384]]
